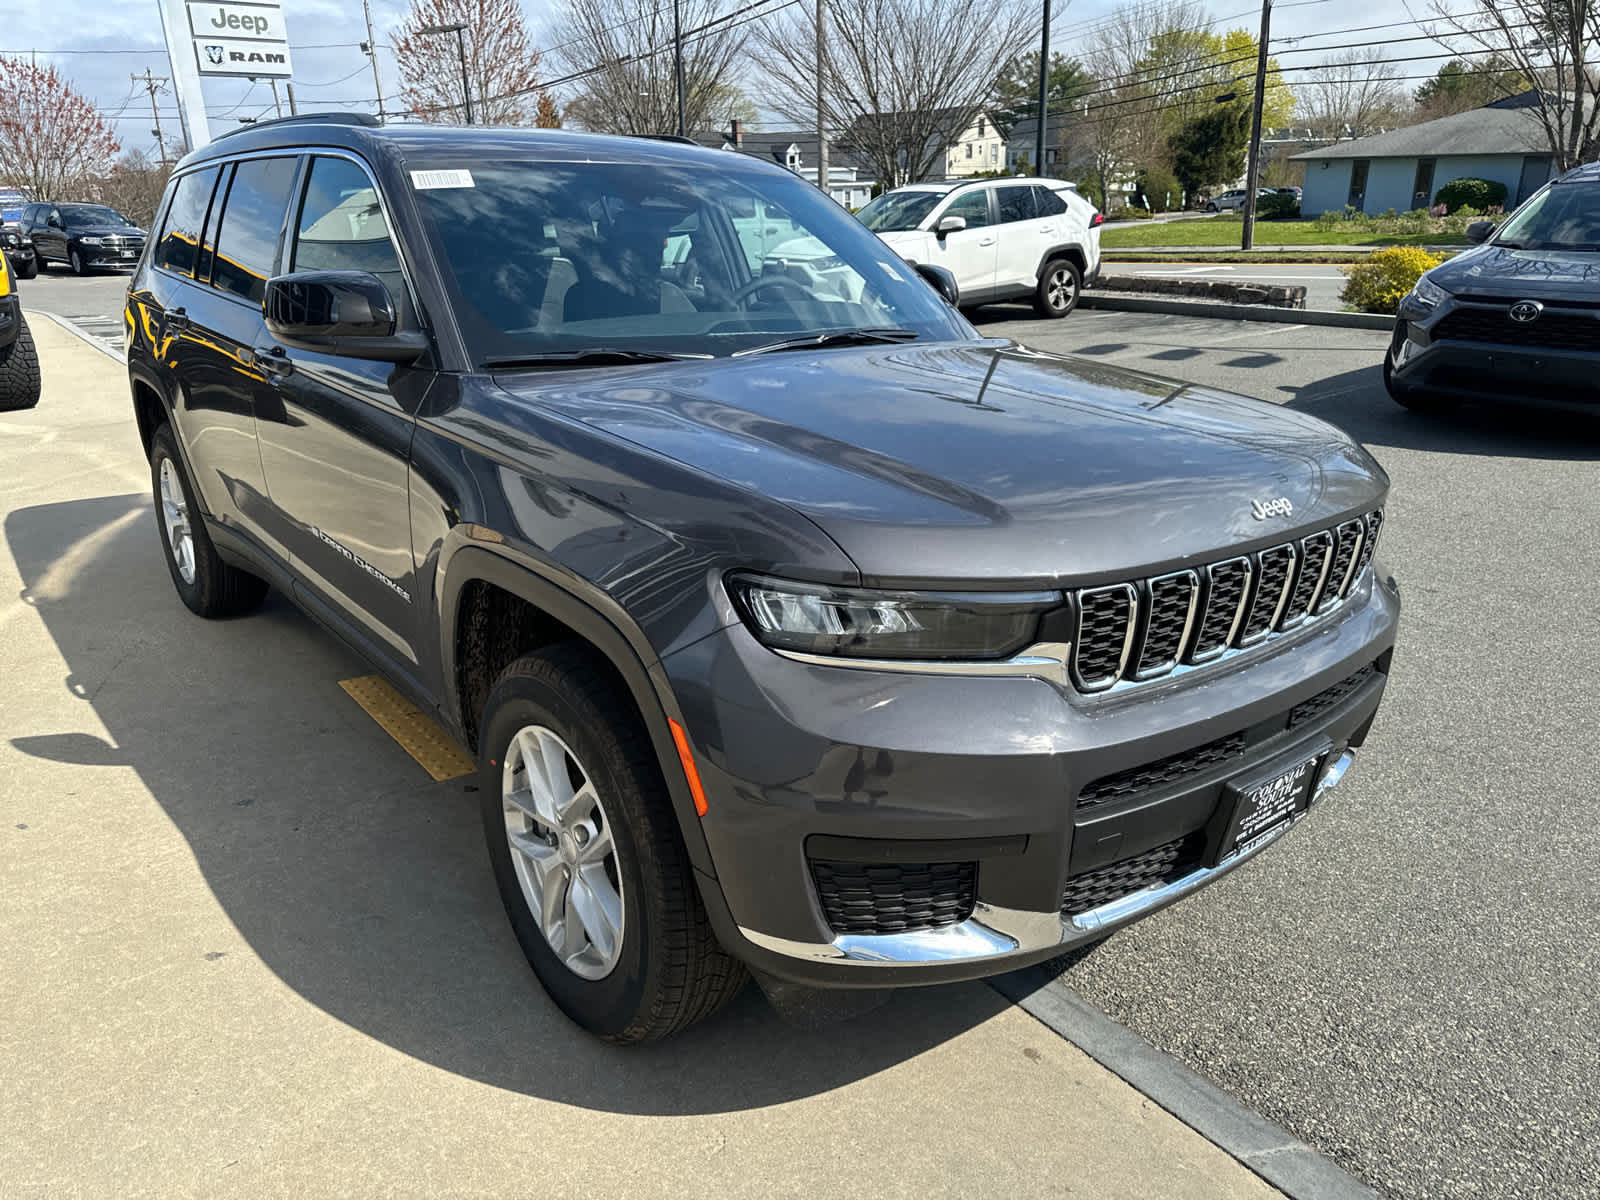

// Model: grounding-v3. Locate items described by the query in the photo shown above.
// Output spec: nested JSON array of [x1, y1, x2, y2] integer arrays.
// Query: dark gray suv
[[127, 115, 1399, 1043]]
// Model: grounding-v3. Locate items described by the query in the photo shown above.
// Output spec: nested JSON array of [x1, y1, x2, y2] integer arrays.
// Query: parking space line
[[338, 675, 477, 781]]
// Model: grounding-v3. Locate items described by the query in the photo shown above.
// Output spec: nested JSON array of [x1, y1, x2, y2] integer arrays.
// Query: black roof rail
[[626, 133, 700, 145], [213, 112, 382, 140]]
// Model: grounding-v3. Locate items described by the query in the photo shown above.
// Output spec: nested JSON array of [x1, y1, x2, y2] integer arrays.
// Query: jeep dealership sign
[[188, 1, 294, 77]]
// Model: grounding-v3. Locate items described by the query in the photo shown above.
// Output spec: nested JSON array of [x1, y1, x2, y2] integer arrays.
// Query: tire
[[148, 424, 268, 617], [0, 317, 41, 411], [1206, 202, 1218, 213], [1032, 257, 1082, 319], [479, 644, 747, 1044], [15, 256, 37, 280], [69, 249, 86, 276]]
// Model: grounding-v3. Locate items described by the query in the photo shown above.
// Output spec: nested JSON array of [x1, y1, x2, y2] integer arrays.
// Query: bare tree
[[552, 0, 749, 136], [391, 0, 552, 125], [751, 0, 1034, 188], [1297, 49, 1406, 138], [89, 149, 172, 229], [1421, 0, 1600, 168], [0, 57, 120, 197]]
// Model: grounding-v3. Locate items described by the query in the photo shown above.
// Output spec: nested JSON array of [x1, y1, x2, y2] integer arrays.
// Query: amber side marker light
[[668, 718, 710, 817]]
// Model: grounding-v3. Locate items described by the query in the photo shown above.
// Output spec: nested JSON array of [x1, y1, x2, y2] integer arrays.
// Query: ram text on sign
[[194, 35, 293, 77]]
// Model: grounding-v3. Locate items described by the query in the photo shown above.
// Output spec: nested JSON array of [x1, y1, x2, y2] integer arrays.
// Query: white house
[[942, 112, 1006, 176]]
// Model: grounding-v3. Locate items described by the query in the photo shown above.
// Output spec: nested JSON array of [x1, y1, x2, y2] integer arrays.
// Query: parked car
[[1386, 161, 1600, 414], [129, 115, 1398, 1043], [18, 202, 146, 275], [0, 245, 41, 410], [1205, 188, 1276, 213], [2, 200, 38, 280], [856, 177, 1102, 316], [1274, 186, 1303, 201]]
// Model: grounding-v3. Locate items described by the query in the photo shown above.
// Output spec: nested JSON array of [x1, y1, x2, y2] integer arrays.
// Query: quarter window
[[210, 156, 299, 303], [154, 167, 220, 278], [1033, 187, 1068, 217]]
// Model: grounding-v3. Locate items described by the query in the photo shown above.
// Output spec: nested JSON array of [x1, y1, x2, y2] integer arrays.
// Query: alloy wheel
[[1047, 266, 1077, 313], [158, 457, 196, 585], [501, 724, 625, 980]]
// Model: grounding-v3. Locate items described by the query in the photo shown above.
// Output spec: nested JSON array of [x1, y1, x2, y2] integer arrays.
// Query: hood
[[1430, 243, 1600, 302], [71, 224, 145, 238], [873, 229, 934, 251], [494, 342, 1386, 586]]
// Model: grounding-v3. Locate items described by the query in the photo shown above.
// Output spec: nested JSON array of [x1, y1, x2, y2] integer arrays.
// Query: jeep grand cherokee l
[[127, 116, 1399, 1043]]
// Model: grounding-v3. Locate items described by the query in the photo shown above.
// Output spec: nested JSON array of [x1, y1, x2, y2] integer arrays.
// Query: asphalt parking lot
[[972, 303, 1600, 1200], [7, 275, 1598, 1199]]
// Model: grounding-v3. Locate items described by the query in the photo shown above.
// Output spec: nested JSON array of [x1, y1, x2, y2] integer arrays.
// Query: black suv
[[19, 202, 146, 274], [127, 116, 1399, 1043], [1387, 162, 1600, 412]]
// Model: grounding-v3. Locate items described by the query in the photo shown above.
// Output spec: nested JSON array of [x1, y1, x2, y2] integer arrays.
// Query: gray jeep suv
[[127, 115, 1399, 1043]]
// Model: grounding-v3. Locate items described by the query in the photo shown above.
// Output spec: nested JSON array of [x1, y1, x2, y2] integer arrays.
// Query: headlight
[[727, 573, 1059, 660], [78, 236, 105, 246], [1406, 276, 1450, 311]]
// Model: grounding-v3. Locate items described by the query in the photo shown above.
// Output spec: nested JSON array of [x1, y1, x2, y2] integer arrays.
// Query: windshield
[[409, 160, 966, 364], [854, 190, 944, 233], [1494, 183, 1600, 251], [62, 205, 132, 228], [1, 207, 21, 223]]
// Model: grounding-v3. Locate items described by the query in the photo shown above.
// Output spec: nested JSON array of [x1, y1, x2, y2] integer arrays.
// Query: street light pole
[[673, 0, 686, 137], [1034, 0, 1051, 176], [1240, 0, 1272, 250], [418, 22, 472, 124]]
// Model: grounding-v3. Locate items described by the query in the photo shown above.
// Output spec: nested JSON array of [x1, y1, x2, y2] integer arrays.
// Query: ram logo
[[203, 44, 225, 65]]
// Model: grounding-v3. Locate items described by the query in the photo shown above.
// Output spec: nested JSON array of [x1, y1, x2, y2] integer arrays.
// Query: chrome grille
[[1066, 509, 1383, 694]]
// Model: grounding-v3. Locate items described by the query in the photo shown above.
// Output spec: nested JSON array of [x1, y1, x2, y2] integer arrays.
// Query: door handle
[[165, 307, 189, 331], [979, 238, 996, 246], [1039, 225, 1055, 233], [251, 344, 293, 378]]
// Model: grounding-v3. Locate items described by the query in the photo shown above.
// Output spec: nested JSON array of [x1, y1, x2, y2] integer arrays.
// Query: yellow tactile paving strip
[[339, 675, 477, 782]]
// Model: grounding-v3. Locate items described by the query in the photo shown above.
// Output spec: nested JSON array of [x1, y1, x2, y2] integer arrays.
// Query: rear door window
[[154, 167, 220, 278], [997, 186, 1037, 224], [210, 156, 300, 303]]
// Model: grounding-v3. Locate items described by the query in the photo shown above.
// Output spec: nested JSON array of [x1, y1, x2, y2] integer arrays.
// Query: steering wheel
[[729, 273, 812, 308]]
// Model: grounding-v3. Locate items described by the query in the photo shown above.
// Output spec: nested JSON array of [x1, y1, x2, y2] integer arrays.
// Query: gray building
[[1292, 93, 1557, 215], [692, 122, 877, 208]]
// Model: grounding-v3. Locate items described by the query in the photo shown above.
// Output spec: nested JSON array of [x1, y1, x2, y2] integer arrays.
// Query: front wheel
[[148, 424, 268, 616], [0, 318, 41, 411], [15, 256, 37, 280], [480, 645, 746, 1043], [68, 249, 86, 276], [1033, 258, 1082, 319]]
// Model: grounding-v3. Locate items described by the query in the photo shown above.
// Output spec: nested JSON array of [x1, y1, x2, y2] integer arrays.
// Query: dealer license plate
[[1211, 744, 1328, 866]]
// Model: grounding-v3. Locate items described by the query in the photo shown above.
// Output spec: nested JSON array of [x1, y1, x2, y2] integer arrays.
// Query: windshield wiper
[[483, 348, 712, 370], [732, 327, 919, 357]]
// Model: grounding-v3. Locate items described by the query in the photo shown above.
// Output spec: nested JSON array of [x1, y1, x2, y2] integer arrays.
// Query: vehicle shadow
[[1280, 364, 1600, 460], [7, 493, 1024, 1115]]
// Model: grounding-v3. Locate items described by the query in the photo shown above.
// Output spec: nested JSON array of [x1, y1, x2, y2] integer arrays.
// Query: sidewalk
[[2, 314, 1287, 1198]]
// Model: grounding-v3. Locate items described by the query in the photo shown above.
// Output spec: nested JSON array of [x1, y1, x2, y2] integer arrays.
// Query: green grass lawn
[[1100, 216, 1469, 248]]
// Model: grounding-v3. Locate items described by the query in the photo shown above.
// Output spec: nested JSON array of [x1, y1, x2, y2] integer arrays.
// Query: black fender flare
[[436, 542, 717, 878], [1034, 244, 1088, 281]]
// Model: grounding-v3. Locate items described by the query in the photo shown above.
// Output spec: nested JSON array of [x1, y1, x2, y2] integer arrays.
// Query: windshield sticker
[[878, 261, 905, 281], [411, 169, 475, 190]]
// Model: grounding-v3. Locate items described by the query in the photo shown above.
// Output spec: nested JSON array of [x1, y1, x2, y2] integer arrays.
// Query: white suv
[[856, 177, 1102, 317]]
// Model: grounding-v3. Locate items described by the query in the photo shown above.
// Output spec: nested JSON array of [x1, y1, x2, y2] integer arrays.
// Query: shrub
[[1135, 165, 1182, 213], [1433, 177, 1508, 212], [1076, 180, 1105, 212], [1340, 246, 1444, 314], [1257, 192, 1299, 220], [1107, 204, 1153, 220]]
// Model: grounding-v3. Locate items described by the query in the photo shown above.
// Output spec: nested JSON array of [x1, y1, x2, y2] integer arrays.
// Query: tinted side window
[[997, 186, 1037, 223], [943, 189, 991, 229], [1034, 187, 1068, 217], [292, 156, 410, 320], [211, 156, 299, 303], [154, 167, 220, 277]]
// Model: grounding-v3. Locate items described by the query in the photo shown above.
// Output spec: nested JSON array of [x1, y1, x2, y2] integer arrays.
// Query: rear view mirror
[[912, 262, 960, 306], [936, 215, 968, 236], [264, 271, 426, 363], [1466, 220, 1495, 244]]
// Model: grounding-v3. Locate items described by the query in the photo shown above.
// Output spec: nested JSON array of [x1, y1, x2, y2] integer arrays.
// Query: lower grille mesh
[[1078, 733, 1247, 808], [811, 859, 977, 935], [1061, 835, 1202, 918], [1288, 663, 1378, 729]]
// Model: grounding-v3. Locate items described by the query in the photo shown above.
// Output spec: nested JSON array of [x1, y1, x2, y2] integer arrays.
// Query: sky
[[6, 0, 1436, 163]]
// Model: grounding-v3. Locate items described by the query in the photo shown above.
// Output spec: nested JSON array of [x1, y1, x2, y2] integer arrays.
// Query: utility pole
[[673, 0, 687, 136], [285, 81, 299, 115], [1240, 0, 1272, 250], [132, 69, 171, 168], [1033, 0, 1050, 176], [815, 0, 829, 199], [268, 78, 285, 118], [362, 0, 386, 123]]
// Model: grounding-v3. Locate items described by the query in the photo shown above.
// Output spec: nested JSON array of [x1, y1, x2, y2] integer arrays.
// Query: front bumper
[[73, 241, 145, 269], [668, 567, 1400, 987], [1389, 303, 1600, 408]]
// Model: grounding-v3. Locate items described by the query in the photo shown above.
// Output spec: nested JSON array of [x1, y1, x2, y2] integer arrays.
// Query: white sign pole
[[158, 0, 212, 149]]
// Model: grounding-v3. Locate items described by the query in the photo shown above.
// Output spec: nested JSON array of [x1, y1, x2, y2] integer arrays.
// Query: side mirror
[[936, 215, 968, 236], [912, 262, 960, 306], [263, 271, 426, 363], [1466, 220, 1495, 244]]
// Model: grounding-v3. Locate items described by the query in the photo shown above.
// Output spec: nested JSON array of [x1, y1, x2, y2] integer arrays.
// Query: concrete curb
[[1082, 293, 1393, 330], [32, 310, 127, 363], [990, 967, 1381, 1200]]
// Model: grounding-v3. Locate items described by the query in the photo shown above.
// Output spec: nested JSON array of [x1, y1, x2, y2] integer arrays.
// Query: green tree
[[1168, 102, 1250, 196], [990, 50, 1094, 131], [1413, 57, 1529, 121]]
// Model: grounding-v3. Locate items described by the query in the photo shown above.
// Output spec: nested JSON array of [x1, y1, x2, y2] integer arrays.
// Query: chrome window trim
[[1132, 569, 1199, 679]]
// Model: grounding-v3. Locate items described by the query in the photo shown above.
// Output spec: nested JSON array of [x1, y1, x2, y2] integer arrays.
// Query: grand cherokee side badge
[[1251, 497, 1293, 520]]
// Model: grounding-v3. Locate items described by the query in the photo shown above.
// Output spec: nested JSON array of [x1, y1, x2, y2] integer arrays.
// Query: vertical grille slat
[[1065, 508, 1383, 694]]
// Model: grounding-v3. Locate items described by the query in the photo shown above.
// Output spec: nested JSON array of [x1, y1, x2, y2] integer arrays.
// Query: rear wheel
[[0, 318, 41, 411], [148, 424, 268, 616], [479, 644, 746, 1043], [1033, 258, 1082, 319]]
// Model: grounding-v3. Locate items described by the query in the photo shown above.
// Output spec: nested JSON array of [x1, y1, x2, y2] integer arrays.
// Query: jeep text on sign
[[186, 1, 289, 41]]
